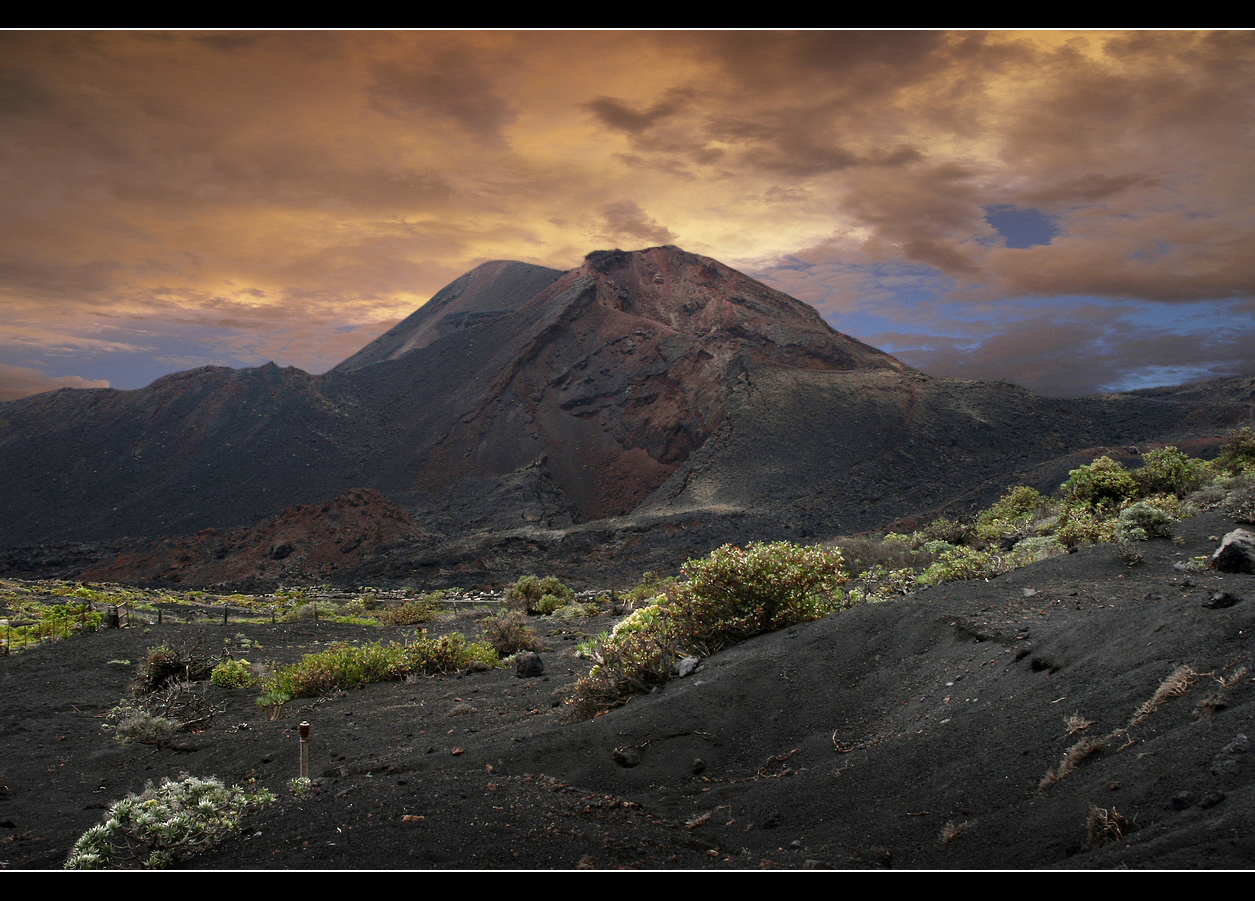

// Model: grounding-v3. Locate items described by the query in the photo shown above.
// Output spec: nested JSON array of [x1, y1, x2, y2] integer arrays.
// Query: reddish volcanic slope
[[79, 488, 430, 586], [406, 246, 912, 523]]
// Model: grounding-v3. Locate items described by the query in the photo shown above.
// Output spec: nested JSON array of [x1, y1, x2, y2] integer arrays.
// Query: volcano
[[1, 245, 1252, 583]]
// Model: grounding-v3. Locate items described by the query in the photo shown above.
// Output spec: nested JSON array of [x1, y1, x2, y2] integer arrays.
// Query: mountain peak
[[558, 245, 909, 375], [333, 259, 563, 372]]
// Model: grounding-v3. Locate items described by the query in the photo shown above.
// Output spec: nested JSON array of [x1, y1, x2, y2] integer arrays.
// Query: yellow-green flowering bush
[[567, 542, 849, 719]]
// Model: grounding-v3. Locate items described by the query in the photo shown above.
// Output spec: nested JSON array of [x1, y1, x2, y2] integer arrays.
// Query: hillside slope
[[2, 511, 1250, 869]]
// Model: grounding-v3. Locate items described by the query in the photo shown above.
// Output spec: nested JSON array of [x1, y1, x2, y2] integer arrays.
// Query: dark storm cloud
[[586, 88, 694, 135], [0, 259, 122, 300], [694, 30, 951, 95], [192, 33, 265, 55], [1017, 173, 1160, 205], [597, 201, 676, 246], [368, 54, 519, 142]]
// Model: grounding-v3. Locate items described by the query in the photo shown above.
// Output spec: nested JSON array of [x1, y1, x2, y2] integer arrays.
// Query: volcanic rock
[[1211, 528, 1255, 574]]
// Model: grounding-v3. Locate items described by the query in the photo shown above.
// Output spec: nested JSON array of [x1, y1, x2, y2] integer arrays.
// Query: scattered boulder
[[613, 746, 643, 768], [515, 651, 544, 678], [1204, 591, 1243, 609], [1211, 529, 1255, 574]]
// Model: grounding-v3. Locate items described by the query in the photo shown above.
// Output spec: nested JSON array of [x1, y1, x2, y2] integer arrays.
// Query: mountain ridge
[[1, 245, 1252, 584]]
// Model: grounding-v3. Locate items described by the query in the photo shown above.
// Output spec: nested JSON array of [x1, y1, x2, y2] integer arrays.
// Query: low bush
[[622, 571, 677, 610], [1215, 427, 1255, 475], [65, 775, 274, 869], [106, 678, 226, 746], [1132, 446, 1208, 497], [375, 596, 440, 626], [1217, 474, 1255, 523], [975, 486, 1056, 544], [479, 610, 542, 657], [916, 545, 1004, 587], [1054, 507, 1119, 548], [209, 658, 255, 689], [831, 535, 928, 579], [567, 542, 849, 719], [845, 564, 919, 605], [1060, 456, 1138, 511], [1115, 501, 1177, 541], [265, 632, 499, 700], [105, 702, 184, 747], [134, 643, 215, 694], [1009, 536, 1068, 563], [407, 630, 498, 675], [917, 517, 972, 547], [504, 575, 573, 615], [278, 601, 338, 623], [675, 542, 849, 648], [267, 641, 411, 698]]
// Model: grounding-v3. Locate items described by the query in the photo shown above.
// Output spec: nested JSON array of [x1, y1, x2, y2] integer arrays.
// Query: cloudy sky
[[2, 29, 1253, 400]]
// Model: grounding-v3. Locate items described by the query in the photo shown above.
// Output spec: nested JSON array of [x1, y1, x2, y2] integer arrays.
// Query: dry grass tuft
[[1194, 665, 1247, 719], [1129, 664, 1197, 727], [1063, 713, 1093, 737], [1039, 736, 1105, 791], [1086, 805, 1136, 848], [1041, 664, 1206, 792], [939, 820, 973, 844]]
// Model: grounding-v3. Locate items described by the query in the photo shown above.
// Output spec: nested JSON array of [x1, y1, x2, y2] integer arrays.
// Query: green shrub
[[1060, 456, 1139, 510], [916, 546, 1004, 587], [975, 486, 1057, 544], [254, 688, 291, 720], [832, 535, 927, 579], [266, 632, 499, 700], [917, 517, 972, 547], [1007, 536, 1068, 564], [268, 641, 411, 698], [1215, 427, 1255, 475], [407, 630, 498, 674], [375, 596, 440, 625], [845, 564, 918, 605], [504, 575, 573, 614], [65, 775, 274, 869], [675, 542, 849, 646], [1054, 507, 1119, 547], [567, 542, 848, 718], [1132, 447, 1208, 497], [623, 571, 677, 609], [278, 601, 338, 623], [980, 485, 1051, 525], [549, 600, 604, 620], [1222, 480, 1255, 523], [209, 659, 255, 689]]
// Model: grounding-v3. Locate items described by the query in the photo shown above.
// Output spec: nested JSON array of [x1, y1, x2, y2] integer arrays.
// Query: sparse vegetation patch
[[262, 631, 499, 701]]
